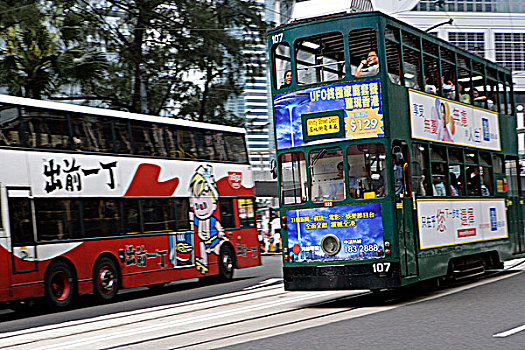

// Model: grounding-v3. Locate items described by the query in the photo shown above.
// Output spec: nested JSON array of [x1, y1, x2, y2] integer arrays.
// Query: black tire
[[44, 261, 76, 309], [93, 257, 120, 302], [218, 245, 235, 281]]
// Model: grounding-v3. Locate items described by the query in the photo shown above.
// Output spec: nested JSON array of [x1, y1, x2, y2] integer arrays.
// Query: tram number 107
[[372, 262, 391, 274]]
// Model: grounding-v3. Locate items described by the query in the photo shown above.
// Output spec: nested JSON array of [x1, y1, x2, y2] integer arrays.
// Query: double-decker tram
[[268, 11, 525, 291], [0, 95, 260, 309]]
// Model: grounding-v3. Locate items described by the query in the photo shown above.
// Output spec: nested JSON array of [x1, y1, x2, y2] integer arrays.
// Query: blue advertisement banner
[[273, 80, 384, 149], [287, 203, 384, 263]]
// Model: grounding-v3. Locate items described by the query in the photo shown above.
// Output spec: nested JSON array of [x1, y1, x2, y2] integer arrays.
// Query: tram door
[[506, 158, 525, 253], [394, 142, 418, 277]]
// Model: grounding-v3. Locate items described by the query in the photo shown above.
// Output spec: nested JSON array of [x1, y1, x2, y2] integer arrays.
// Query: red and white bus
[[0, 95, 260, 309]]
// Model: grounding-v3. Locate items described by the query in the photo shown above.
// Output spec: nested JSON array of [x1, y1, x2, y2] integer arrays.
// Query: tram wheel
[[93, 257, 120, 302], [218, 245, 235, 281], [44, 261, 77, 309]]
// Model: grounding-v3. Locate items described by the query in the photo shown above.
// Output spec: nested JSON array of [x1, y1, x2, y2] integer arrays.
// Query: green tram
[[268, 11, 525, 291]]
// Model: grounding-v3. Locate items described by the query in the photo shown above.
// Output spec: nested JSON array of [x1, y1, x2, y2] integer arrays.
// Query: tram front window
[[310, 148, 345, 202], [347, 143, 387, 199], [279, 152, 307, 205]]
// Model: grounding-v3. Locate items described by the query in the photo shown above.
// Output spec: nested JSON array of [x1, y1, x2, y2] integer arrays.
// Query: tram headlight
[[321, 234, 341, 256]]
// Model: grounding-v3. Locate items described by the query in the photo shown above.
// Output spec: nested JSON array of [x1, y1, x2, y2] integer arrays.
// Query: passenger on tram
[[356, 51, 379, 77], [280, 70, 292, 89]]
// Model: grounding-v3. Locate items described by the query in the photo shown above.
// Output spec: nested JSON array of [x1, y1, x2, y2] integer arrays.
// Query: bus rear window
[[279, 152, 307, 205], [295, 32, 345, 85]]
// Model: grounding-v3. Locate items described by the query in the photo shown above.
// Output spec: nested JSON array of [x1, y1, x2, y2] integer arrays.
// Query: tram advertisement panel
[[409, 90, 501, 151], [286, 203, 384, 262], [417, 199, 508, 249], [274, 80, 384, 149]]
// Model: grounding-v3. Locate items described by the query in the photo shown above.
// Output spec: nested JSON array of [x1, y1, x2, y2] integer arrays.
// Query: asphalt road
[[0, 254, 283, 334]]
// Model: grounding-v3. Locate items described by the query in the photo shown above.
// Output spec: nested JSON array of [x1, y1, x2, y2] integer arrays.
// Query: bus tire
[[93, 257, 120, 302], [44, 261, 77, 310], [218, 245, 235, 281]]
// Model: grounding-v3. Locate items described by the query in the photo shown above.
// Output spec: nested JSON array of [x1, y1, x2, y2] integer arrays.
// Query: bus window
[[83, 199, 122, 237], [402, 32, 421, 90], [225, 133, 248, 163], [279, 152, 307, 205], [385, 26, 401, 85], [411, 143, 429, 197], [296, 32, 346, 85], [272, 42, 291, 89], [238, 198, 255, 228], [174, 198, 190, 231], [309, 148, 344, 202], [0, 105, 21, 147], [347, 143, 386, 199], [71, 115, 106, 152], [8, 198, 34, 245], [142, 199, 176, 233], [181, 128, 198, 159], [212, 132, 228, 161], [35, 199, 81, 241], [123, 199, 140, 234], [194, 129, 214, 161], [113, 120, 132, 154], [131, 122, 157, 156], [219, 198, 236, 229], [21, 108, 71, 150], [349, 28, 378, 78]]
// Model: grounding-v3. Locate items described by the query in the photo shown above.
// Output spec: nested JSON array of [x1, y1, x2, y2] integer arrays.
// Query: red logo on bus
[[228, 172, 242, 189]]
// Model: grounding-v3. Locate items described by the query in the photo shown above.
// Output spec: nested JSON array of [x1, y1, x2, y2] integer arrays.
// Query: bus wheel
[[218, 246, 235, 281], [93, 257, 120, 302], [44, 261, 76, 309]]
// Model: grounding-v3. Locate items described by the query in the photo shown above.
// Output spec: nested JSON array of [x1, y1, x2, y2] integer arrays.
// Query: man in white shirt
[[356, 51, 379, 77]]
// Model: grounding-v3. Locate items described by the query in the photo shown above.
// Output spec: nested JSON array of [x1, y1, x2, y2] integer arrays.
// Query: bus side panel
[[0, 239, 11, 301], [231, 228, 261, 269]]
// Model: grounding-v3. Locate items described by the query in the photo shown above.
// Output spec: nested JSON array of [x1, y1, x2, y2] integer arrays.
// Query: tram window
[[466, 166, 481, 196], [493, 155, 504, 173], [349, 28, 378, 78], [123, 199, 140, 234], [441, 60, 457, 100], [0, 105, 22, 147], [448, 164, 464, 196], [431, 162, 448, 196], [238, 198, 256, 228], [142, 199, 176, 233], [423, 54, 440, 95], [347, 143, 387, 199], [465, 151, 477, 164], [296, 32, 345, 85], [273, 43, 292, 89], [35, 199, 81, 241], [174, 198, 190, 231], [485, 80, 498, 111], [403, 46, 421, 90], [279, 152, 307, 205], [479, 152, 491, 165], [448, 148, 463, 163], [472, 73, 487, 109], [505, 82, 514, 115], [113, 120, 132, 154], [224, 133, 248, 163], [431, 146, 446, 161], [411, 143, 430, 197], [385, 27, 401, 85], [458, 56, 472, 104], [21, 108, 71, 150], [505, 159, 519, 197], [83, 199, 122, 237], [498, 83, 507, 115], [309, 148, 345, 202], [480, 167, 493, 196], [219, 198, 236, 229]]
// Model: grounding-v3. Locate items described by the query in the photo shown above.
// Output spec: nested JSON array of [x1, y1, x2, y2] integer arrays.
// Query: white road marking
[[493, 324, 525, 338]]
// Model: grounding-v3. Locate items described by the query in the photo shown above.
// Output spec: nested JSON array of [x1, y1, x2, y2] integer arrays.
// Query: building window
[[414, 0, 525, 12], [448, 32, 485, 57], [495, 33, 525, 71]]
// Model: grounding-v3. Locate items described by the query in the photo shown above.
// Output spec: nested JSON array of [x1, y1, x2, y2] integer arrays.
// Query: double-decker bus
[[0, 95, 260, 309], [268, 11, 525, 291]]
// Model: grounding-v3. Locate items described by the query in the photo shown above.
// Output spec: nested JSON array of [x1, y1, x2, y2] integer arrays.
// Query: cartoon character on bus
[[189, 165, 226, 274]]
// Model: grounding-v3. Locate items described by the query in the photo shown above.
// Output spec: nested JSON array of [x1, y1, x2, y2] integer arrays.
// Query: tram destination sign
[[409, 90, 501, 151]]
